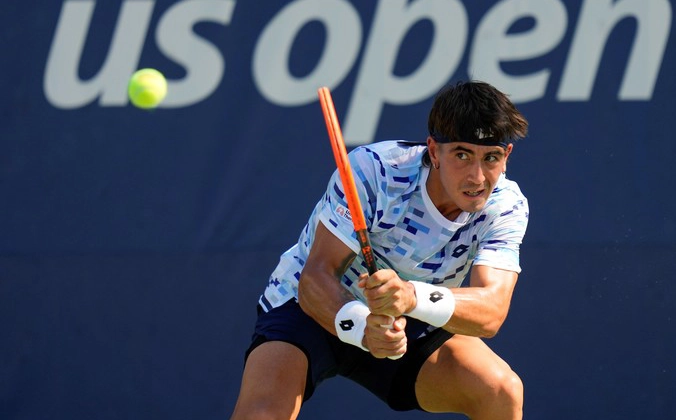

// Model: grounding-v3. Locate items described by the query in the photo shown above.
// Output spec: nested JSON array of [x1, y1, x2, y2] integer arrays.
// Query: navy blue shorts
[[244, 300, 453, 411]]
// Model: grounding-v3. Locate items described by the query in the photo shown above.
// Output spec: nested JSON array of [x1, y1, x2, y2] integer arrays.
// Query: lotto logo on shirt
[[336, 205, 352, 222]]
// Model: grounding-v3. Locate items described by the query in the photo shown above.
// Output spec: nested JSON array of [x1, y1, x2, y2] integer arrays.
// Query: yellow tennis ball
[[128, 68, 167, 109]]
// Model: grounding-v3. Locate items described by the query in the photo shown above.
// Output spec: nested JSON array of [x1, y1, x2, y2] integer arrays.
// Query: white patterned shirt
[[260, 140, 529, 312]]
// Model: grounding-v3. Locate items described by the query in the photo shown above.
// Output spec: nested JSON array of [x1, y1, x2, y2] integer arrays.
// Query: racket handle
[[356, 229, 377, 275]]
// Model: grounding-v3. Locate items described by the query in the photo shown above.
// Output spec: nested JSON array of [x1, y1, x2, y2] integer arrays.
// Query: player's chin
[[460, 190, 488, 211]]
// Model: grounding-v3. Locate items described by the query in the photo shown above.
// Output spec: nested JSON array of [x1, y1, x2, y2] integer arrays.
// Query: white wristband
[[407, 281, 455, 327], [335, 301, 370, 351]]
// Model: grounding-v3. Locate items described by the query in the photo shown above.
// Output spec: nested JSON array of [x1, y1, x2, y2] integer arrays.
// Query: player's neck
[[425, 168, 463, 221]]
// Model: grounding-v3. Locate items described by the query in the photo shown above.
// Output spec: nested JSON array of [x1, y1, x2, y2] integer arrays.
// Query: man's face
[[428, 140, 512, 215]]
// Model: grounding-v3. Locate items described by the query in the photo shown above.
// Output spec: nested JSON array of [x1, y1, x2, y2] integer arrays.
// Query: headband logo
[[475, 128, 493, 139]]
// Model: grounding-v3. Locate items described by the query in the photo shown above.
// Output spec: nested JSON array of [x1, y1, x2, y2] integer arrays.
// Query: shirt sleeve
[[472, 197, 529, 273]]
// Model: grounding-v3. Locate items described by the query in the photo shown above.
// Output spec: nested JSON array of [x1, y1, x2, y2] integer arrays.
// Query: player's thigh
[[415, 334, 522, 414], [231, 341, 308, 420]]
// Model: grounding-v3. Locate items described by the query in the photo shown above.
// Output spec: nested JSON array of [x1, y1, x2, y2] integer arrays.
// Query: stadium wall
[[2, 1, 674, 418]]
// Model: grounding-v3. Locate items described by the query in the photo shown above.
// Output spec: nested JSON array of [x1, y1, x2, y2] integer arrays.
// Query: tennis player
[[231, 80, 529, 420]]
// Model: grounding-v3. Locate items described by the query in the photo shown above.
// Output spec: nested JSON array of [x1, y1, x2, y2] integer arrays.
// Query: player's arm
[[361, 265, 517, 338], [298, 221, 406, 358], [444, 265, 518, 337], [297, 221, 358, 333]]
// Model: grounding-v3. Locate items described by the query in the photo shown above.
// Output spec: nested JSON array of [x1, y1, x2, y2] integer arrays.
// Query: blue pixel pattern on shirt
[[261, 141, 529, 311]]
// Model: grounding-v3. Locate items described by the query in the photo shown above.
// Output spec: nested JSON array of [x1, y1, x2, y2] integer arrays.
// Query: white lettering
[[469, 0, 567, 103], [344, 0, 468, 145], [253, 0, 362, 105], [44, 0, 154, 109], [156, 0, 235, 107], [44, 0, 233, 109], [558, 0, 672, 100], [42, 0, 671, 127]]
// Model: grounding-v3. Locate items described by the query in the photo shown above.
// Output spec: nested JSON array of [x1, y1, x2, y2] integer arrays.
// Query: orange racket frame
[[318, 87, 378, 275]]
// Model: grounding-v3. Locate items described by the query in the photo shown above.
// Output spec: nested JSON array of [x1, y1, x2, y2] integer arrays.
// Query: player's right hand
[[358, 270, 416, 318], [362, 314, 407, 359]]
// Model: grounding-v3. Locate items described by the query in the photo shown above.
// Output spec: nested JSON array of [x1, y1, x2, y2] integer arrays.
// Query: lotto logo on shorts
[[339, 319, 355, 331], [429, 291, 444, 303]]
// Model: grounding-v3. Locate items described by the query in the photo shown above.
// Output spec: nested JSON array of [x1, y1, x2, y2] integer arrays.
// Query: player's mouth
[[464, 189, 484, 197]]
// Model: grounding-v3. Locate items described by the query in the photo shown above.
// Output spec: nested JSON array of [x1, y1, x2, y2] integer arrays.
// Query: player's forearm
[[443, 287, 510, 338], [298, 267, 356, 334]]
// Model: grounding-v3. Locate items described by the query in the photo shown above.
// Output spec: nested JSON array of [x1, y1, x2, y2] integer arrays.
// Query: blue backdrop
[[2, 1, 675, 419]]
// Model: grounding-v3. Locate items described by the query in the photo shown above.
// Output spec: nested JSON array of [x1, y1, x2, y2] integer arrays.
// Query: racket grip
[[356, 230, 378, 275]]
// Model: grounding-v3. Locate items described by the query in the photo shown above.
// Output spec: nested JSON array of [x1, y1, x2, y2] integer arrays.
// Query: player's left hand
[[363, 313, 407, 359], [358, 269, 416, 317]]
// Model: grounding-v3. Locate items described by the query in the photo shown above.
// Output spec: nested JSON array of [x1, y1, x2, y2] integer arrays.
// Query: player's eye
[[456, 152, 469, 160], [485, 154, 499, 163]]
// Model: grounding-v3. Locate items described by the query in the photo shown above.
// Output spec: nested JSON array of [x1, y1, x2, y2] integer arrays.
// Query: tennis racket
[[318, 87, 404, 359], [317, 86, 377, 275]]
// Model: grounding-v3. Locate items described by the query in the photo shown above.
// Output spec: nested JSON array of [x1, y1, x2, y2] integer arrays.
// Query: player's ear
[[426, 136, 438, 163], [502, 143, 514, 172]]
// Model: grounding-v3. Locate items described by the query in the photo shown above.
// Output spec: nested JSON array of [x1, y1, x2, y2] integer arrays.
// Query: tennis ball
[[128, 68, 167, 109]]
